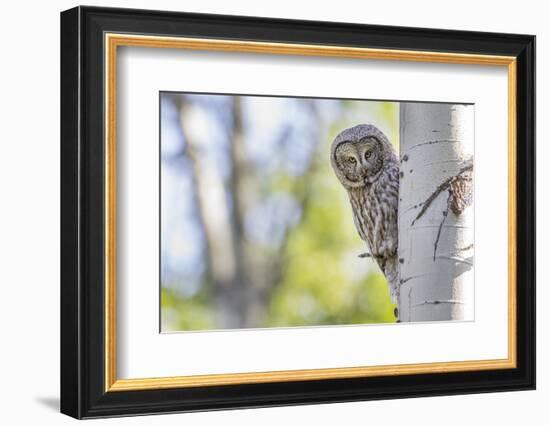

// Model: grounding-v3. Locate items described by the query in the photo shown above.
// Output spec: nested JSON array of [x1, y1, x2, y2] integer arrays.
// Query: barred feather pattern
[[330, 124, 400, 308], [348, 164, 400, 303]]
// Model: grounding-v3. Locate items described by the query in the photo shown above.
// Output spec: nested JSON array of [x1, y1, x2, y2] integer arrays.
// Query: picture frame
[[60, 5, 535, 419]]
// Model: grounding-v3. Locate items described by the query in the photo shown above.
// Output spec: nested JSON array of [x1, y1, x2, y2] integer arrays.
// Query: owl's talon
[[359, 252, 385, 260]]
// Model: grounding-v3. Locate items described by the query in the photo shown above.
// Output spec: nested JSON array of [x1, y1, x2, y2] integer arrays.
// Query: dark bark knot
[[411, 163, 473, 226], [410, 162, 473, 261], [448, 169, 473, 215]]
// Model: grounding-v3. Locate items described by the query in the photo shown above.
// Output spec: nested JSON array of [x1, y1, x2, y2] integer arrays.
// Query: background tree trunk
[[170, 95, 325, 329], [398, 103, 474, 322]]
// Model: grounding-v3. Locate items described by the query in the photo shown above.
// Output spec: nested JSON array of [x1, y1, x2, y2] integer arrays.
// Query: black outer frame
[[60, 5, 535, 419]]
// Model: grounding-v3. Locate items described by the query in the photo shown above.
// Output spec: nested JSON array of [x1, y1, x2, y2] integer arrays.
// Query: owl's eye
[[365, 150, 372, 159], [347, 157, 356, 164]]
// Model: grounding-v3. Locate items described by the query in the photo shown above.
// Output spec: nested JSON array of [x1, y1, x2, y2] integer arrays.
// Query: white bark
[[398, 103, 474, 322]]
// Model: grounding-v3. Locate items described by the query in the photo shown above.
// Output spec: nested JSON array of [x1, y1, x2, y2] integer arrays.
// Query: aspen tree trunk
[[398, 103, 474, 322]]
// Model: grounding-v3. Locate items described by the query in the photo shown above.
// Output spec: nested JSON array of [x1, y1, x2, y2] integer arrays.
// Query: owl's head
[[330, 124, 394, 188]]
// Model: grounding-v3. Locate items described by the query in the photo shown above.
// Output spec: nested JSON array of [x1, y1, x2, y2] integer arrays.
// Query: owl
[[330, 124, 400, 315]]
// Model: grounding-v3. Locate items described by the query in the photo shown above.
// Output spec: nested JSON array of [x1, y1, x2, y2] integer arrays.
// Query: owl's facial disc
[[359, 138, 384, 183], [334, 138, 383, 187], [334, 142, 361, 187]]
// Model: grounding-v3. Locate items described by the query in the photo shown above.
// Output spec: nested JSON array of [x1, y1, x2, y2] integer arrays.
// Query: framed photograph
[[60, 6, 535, 419]]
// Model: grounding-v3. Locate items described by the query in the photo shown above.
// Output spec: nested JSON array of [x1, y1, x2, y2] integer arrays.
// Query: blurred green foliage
[[161, 97, 398, 332], [162, 287, 216, 332], [266, 154, 396, 327]]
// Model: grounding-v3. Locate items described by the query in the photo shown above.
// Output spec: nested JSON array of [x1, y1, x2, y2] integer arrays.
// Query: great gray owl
[[330, 124, 400, 316]]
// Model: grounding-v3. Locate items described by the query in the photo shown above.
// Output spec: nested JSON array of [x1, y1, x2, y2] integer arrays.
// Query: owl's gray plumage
[[330, 124, 400, 312]]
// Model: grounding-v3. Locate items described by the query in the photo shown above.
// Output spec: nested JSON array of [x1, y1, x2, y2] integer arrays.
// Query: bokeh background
[[161, 92, 399, 332]]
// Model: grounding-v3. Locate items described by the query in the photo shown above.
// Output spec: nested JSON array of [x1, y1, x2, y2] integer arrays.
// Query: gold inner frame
[[104, 33, 517, 392]]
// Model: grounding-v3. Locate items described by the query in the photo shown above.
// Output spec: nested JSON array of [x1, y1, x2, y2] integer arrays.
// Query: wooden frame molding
[[104, 33, 518, 392]]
